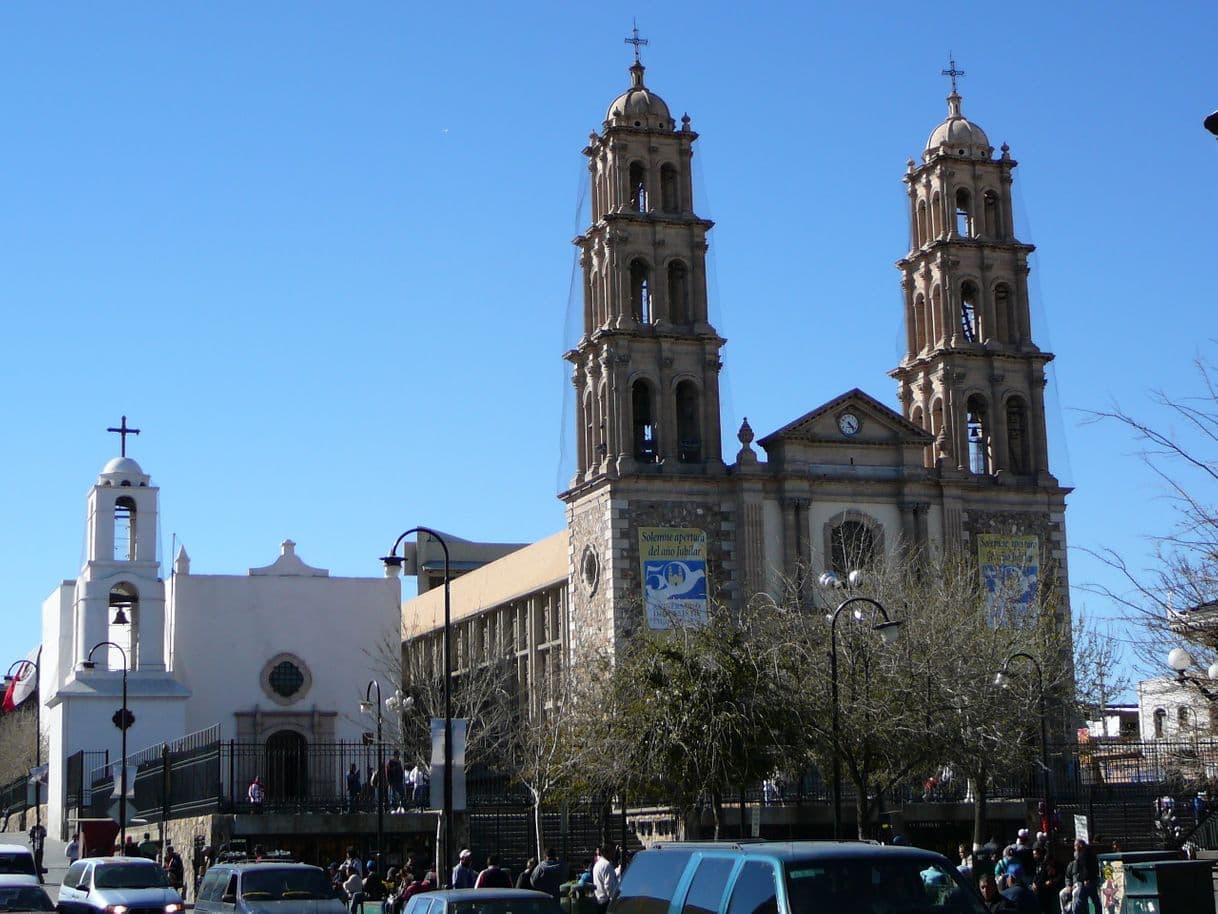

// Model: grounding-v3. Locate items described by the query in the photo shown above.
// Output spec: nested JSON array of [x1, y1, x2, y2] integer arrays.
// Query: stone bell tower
[[891, 65, 1057, 487], [562, 43, 733, 657]]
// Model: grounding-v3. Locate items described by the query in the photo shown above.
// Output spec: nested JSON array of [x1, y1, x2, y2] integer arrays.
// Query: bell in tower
[[565, 41, 726, 488]]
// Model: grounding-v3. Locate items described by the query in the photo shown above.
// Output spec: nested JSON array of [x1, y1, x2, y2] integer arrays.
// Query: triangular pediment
[[758, 388, 931, 448]]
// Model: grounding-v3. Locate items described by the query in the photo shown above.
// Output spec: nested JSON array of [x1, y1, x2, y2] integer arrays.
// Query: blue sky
[[3, 3, 1215, 694]]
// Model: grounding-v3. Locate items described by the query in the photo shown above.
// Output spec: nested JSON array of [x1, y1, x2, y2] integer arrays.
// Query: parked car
[[0, 846, 39, 887], [609, 841, 987, 914], [0, 884, 54, 912], [403, 888, 563, 914], [57, 857, 184, 914], [195, 862, 344, 914]]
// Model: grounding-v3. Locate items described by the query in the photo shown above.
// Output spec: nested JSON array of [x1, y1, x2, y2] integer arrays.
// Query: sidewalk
[[1, 823, 69, 899]]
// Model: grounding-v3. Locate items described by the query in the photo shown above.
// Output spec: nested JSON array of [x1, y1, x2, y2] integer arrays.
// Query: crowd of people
[[954, 828, 1108, 914]]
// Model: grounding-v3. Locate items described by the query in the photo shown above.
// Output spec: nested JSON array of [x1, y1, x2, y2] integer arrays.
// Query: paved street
[[1, 824, 69, 900]]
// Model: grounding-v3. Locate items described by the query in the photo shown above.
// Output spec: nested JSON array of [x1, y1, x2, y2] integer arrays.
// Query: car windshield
[[241, 869, 333, 900], [449, 900, 563, 914], [0, 854, 36, 877], [0, 886, 55, 912], [786, 859, 986, 914], [94, 864, 170, 889]]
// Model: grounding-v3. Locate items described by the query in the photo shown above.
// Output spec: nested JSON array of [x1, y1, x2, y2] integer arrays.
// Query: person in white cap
[[452, 849, 476, 889]]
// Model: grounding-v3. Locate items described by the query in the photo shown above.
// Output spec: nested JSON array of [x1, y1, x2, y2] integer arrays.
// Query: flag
[[2, 646, 40, 714]]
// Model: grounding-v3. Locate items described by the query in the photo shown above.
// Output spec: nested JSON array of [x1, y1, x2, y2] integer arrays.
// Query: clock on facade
[[838, 412, 861, 436]]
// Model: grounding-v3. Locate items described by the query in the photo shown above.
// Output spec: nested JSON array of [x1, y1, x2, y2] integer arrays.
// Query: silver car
[[194, 863, 344, 914], [57, 857, 184, 914]]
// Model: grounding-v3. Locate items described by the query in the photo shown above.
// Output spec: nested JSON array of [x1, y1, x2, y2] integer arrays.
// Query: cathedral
[[405, 52, 1072, 699]]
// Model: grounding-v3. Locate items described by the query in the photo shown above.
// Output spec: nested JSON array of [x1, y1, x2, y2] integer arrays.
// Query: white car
[[0, 845, 39, 887], [57, 857, 183, 914]]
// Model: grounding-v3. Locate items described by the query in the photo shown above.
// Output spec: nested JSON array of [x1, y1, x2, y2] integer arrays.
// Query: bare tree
[[1084, 352, 1218, 669], [0, 704, 40, 786]]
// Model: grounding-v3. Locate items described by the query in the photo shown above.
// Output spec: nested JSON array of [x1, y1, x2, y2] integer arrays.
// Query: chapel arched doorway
[[265, 730, 308, 803]]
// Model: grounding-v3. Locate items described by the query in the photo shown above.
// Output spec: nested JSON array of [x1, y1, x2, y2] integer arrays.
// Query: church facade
[[402, 55, 1072, 698], [39, 448, 400, 836]]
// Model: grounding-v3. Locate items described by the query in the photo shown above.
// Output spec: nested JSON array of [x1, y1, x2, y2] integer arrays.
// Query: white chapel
[[39, 438, 400, 834]]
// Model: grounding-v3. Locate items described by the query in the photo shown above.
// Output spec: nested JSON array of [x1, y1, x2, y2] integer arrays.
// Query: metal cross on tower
[[941, 55, 965, 94], [624, 21, 648, 62], [106, 415, 141, 457]]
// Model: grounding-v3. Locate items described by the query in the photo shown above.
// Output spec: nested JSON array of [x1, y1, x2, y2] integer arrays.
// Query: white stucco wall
[[169, 551, 400, 743]]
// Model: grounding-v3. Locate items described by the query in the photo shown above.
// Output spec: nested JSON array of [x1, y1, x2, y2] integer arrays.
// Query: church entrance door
[[265, 730, 308, 804]]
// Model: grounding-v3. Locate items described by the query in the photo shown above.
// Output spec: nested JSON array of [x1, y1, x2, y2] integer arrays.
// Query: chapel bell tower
[[74, 418, 168, 671], [565, 48, 725, 486], [891, 66, 1056, 486]]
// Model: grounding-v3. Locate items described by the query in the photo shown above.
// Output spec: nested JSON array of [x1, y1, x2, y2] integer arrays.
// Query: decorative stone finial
[[1000, 142, 1011, 160], [681, 113, 691, 132], [736, 417, 758, 466]]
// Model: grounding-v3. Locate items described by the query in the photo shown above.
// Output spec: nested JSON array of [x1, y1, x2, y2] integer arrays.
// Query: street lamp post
[[1166, 647, 1218, 700], [81, 641, 130, 849], [382, 527, 452, 884], [994, 651, 1051, 848], [819, 572, 903, 839], [4, 648, 42, 835], [360, 681, 385, 875]]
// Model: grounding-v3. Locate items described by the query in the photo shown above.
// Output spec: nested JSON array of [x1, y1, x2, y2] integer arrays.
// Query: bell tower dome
[[565, 51, 725, 486], [891, 64, 1057, 486]]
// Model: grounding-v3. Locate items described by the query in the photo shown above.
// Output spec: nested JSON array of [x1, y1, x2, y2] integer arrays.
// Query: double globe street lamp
[[818, 570, 903, 839]]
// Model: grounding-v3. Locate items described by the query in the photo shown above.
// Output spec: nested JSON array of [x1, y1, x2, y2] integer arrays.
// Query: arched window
[[931, 399, 945, 461], [1153, 708, 1166, 739], [960, 281, 979, 342], [994, 284, 1016, 344], [931, 285, 943, 345], [660, 163, 678, 213], [1006, 397, 1030, 474], [667, 261, 689, 324], [983, 190, 1000, 237], [931, 192, 943, 237], [629, 162, 647, 212], [264, 730, 308, 802], [916, 200, 928, 247], [1179, 706, 1196, 731], [108, 582, 139, 667], [583, 392, 594, 471], [630, 260, 652, 323], [955, 188, 973, 237], [830, 520, 878, 575], [675, 381, 701, 463], [114, 496, 137, 561], [966, 395, 990, 475], [913, 294, 927, 351], [632, 380, 657, 463]]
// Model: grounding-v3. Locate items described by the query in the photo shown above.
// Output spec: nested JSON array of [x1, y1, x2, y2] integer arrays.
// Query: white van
[[0, 844, 39, 887]]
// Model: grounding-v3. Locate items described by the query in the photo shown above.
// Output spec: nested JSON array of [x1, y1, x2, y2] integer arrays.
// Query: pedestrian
[[347, 764, 362, 814], [980, 875, 1017, 913], [345, 847, 365, 878], [515, 859, 537, 890], [475, 855, 512, 889], [343, 864, 365, 914], [28, 822, 46, 884], [248, 775, 265, 813], [409, 763, 428, 808], [531, 848, 565, 899], [1071, 839, 1101, 914], [1001, 872, 1039, 914], [592, 847, 619, 914], [364, 862, 382, 902], [65, 832, 80, 866], [164, 845, 185, 893], [139, 832, 159, 859], [386, 752, 406, 812], [451, 849, 477, 889]]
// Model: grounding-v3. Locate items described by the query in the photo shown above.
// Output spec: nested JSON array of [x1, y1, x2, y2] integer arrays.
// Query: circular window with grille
[[581, 545, 600, 595], [260, 653, 312, 706]]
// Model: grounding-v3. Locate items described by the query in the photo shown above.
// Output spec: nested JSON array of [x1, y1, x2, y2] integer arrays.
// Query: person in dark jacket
[[1071, 839, 1101, 914], [531, 848, 566, 899], [515, 859, 537, 890]]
